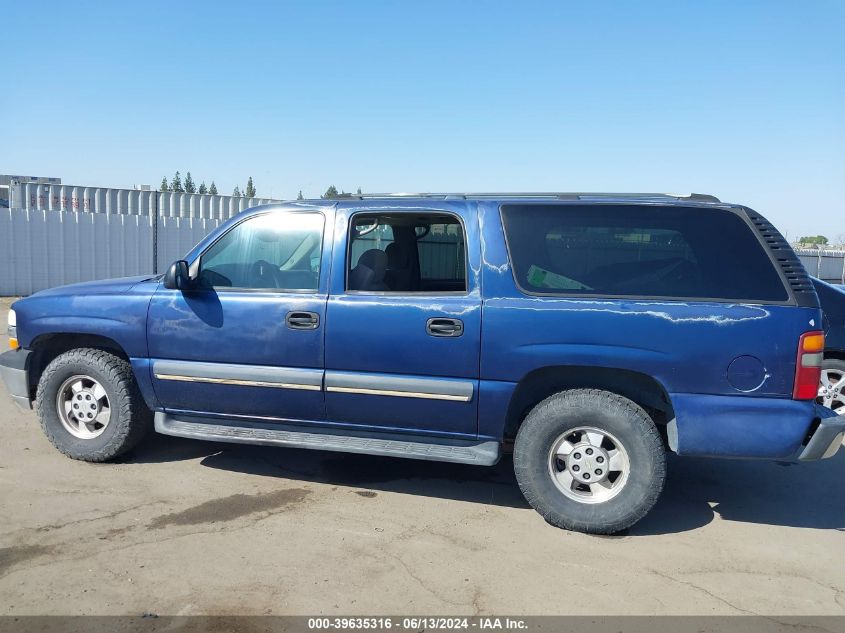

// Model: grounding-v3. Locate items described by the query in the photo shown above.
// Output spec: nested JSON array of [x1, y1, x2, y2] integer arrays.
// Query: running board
[[154, 412, 501, 466]]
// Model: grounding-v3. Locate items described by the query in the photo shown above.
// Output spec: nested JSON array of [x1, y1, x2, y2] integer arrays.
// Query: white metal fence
[[795, 249, 845, 284], [9, 182, 275, 219], [1, 209, 155, 296], [0, 182, 281, 295]]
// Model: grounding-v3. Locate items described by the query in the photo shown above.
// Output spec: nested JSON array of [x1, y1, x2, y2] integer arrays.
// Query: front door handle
[[286, 311, 320, 330], [426, 317, 463, 337]]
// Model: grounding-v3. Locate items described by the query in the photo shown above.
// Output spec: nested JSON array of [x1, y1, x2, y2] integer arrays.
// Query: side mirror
[[163, 260, 195, 291]]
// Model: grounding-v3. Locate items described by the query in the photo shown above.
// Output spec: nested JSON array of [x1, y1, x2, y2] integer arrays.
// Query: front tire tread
[[35, 348, 150, 462]]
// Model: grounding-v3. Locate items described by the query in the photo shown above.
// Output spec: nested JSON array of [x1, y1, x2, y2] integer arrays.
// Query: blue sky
[[3, 0, 843, 240]]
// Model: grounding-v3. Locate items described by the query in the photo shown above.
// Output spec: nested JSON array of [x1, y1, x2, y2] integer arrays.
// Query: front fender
[[13, 283, 156, 358]]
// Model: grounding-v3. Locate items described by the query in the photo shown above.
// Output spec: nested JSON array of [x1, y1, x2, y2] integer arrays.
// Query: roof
[[349, 192, 722, 203]]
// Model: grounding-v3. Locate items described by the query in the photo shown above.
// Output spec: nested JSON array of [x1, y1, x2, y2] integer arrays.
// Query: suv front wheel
[[513, 388, 666, 534], [35, 348, 151, 462]]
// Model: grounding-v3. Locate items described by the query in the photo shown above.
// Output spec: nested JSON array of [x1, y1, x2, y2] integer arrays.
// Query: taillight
[[793, 331, 824, 399]]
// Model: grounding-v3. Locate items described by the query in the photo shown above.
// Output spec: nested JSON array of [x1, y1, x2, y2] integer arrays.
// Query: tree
[[297, 190, 304, 200], [170, 171, 184, 193], [799, 235, 829, 246], [233, 186, 241, 198], [245, 177, 256, 198], [209, 181, 218, 195], [184, 171, 196, 194], [198, 182, 208, 195], [322, 185, 339, 199], [160, 177, 169, 192], [356, 187, 362, 195]]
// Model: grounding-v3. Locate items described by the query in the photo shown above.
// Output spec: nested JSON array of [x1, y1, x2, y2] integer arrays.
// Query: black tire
[[513, 388, 666, 534], [35, 348, 151, 462]]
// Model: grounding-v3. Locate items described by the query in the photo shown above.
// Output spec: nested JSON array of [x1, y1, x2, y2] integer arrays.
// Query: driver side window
[[199, 212, 324, 291]]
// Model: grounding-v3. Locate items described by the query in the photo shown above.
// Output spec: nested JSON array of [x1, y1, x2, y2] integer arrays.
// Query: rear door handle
[[286, 311, 320, 330], [426, 317, 463, 337]]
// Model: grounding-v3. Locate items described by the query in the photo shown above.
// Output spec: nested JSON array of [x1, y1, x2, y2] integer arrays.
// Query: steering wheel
[[248, 260, 279, 288]]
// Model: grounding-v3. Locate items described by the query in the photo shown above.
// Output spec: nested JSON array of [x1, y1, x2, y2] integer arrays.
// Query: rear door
[[147, 208, 332, 422], [324, 204, 481, 437]]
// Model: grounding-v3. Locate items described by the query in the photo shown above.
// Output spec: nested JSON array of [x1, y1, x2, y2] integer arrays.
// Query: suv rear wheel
[[513, 388, 666, 534], [35, 348, 150, 462]]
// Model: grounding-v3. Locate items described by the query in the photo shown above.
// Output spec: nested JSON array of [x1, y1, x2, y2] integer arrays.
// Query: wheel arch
[[27, 333, 131, 399], [503, 365, 675, 443]]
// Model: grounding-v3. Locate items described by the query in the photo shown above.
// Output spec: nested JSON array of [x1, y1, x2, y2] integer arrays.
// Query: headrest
[[357, 249, 388, 278]]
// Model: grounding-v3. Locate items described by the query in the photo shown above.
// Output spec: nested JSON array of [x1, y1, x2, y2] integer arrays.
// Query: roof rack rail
[[355, 192, 721, 203]]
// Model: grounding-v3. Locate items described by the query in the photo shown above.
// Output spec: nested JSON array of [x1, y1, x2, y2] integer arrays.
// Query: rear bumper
[[0, 349, 33, 410], [668, 393, 842, 460], [797, 404, 845, 461]]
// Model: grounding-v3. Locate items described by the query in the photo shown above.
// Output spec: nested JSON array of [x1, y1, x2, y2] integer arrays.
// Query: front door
[[147, 209, 331, 422], [324, 206, 481, 438]]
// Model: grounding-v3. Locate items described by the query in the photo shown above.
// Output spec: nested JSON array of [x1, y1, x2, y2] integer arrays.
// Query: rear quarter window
[[500, 204, 789, 303]]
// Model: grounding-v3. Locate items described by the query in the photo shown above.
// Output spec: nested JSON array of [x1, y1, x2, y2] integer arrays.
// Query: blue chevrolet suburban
[[2, 193, 843, 534]]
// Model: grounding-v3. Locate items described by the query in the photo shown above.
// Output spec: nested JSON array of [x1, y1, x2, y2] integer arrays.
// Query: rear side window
[[500, 204, 789, 302], [347, 213, 467, 293]]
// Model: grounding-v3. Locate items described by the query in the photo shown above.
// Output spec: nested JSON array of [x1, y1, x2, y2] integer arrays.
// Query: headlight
[[7, 309, 17, 349]]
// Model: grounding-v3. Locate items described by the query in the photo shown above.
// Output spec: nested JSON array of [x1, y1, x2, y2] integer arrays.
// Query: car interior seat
[[349, 249, 390, 291], [385, 242, 414, 291]]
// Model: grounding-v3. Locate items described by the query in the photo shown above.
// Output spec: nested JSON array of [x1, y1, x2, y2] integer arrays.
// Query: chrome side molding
[[152, 359, 322, 392], [324, 370, 474, 402], [152, 361, 475, 402], [325, 385, 469, 401], [154, 373, 321, 391]]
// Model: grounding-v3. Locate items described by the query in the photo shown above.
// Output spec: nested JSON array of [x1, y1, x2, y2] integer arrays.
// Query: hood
[[28, 275, 158, 299]]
